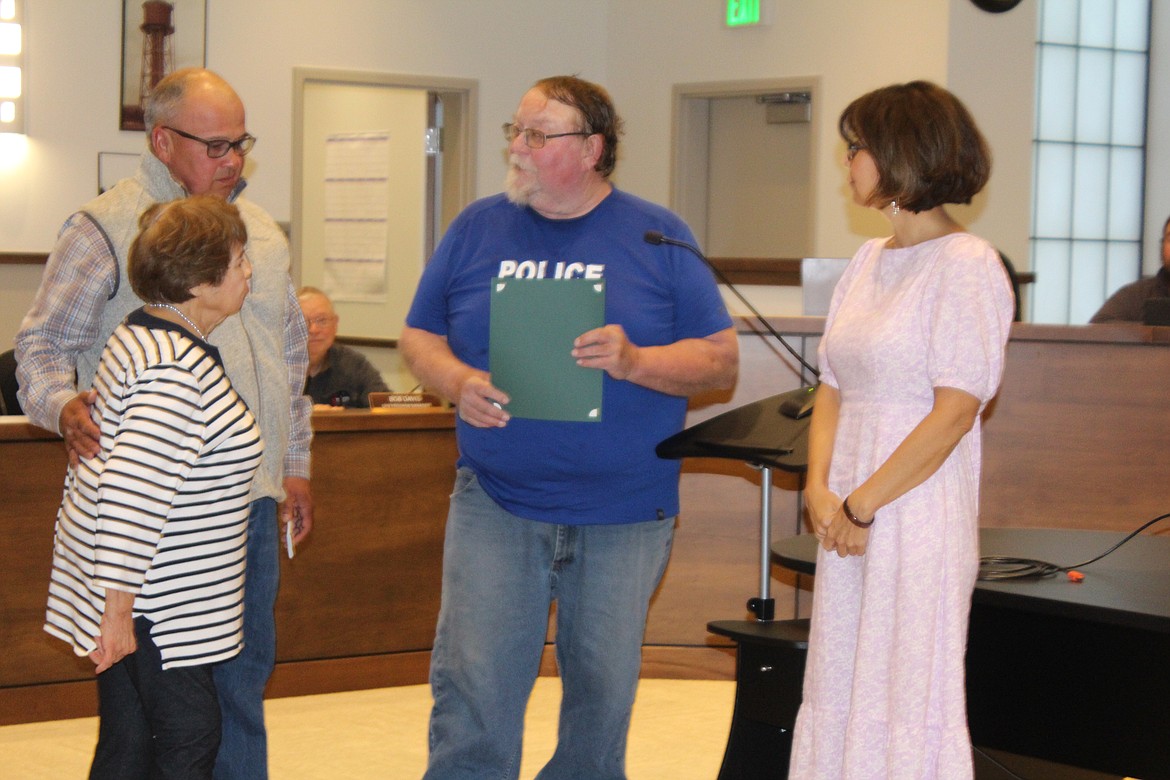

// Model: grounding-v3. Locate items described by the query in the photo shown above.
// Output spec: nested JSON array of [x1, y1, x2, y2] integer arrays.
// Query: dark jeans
[[90, 617, 221, 780]]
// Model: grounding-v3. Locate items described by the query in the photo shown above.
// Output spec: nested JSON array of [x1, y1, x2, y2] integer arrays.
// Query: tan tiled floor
[[0, 677, 1139, 779], [0, 678, 735, 779]]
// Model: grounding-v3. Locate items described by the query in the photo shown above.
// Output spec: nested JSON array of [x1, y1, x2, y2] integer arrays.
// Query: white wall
[[946, 0, 1037, 269], [604, 0, 1036, 317], [1, 0, 1043, 350], [4, 0, 609, 248], [1, 0, 609, 352], [606, 0, 958, 259]]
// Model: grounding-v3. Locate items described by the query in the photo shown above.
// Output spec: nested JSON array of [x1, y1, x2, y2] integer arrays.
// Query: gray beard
[[504, 166, 534, 206]]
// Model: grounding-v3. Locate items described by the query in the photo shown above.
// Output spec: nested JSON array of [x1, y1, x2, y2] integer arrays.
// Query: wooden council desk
[[772, 529, 1170, 780], [0, 402, 746, 725], [0, 409, 459, 725]]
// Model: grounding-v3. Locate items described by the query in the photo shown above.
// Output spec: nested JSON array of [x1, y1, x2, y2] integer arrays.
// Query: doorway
[[291, 68, 477, 344], [670, 78, 819, 259]]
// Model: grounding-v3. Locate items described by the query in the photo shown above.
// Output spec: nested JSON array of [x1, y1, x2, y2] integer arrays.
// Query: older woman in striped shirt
[[44, 195, 263, 780]]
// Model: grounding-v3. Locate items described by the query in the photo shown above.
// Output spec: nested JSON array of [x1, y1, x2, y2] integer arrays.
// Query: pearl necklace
[[152, 303, 207, 341]]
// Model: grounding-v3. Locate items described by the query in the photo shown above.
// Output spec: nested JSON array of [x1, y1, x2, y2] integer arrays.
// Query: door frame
[[291, 67, 477, 340], [670, 77, 821, 253]]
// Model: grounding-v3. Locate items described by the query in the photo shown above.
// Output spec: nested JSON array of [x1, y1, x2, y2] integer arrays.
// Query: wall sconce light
[[0, 0, 24, 135]]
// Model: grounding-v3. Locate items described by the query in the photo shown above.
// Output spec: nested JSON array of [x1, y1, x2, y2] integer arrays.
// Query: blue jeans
[[424, 469, 675, 780], [90, 617, 220, 780], [212, 498, 279, 780]]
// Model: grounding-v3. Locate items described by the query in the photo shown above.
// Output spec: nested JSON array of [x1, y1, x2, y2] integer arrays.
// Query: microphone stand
[[644, 230, 820, 383], [648, 230, 818, 778], [646, 230, 818, 620]]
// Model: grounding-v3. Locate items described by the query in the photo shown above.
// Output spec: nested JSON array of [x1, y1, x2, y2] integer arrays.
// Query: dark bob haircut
[[129, 195, 248, 304], [839, 81, 990, 213], [533, 75, 624, 178]]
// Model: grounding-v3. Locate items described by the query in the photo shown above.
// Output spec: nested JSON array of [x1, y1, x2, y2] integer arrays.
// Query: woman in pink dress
[[788, 82, 1015, 779]]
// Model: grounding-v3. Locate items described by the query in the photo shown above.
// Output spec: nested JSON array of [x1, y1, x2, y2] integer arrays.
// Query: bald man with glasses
[[298, 286, 389, 408], [16, 67, 312, 780]]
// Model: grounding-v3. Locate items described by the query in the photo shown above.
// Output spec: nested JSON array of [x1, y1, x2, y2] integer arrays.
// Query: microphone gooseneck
[[643, 230, 820, 380]]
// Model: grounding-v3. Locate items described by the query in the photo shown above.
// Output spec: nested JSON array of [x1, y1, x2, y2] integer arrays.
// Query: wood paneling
[[979, 323, 1170, 530], [705, 258, 1035, 288], [0, 411, 459, 725], [273, 416, 456, 661], [0, 252, 49, 265]]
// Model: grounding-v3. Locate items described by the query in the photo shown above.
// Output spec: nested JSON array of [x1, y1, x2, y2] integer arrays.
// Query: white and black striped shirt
[[45, 310, 263, 669]]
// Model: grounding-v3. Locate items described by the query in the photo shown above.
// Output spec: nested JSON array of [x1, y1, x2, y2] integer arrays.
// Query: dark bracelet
[[842, 496, 874, 529]]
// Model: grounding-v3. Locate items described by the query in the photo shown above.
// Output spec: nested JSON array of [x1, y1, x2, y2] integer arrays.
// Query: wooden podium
[[657, 386, 813, 779]]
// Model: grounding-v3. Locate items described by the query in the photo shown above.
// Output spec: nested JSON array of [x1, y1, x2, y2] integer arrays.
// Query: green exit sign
[[726, 0, 770, 27]]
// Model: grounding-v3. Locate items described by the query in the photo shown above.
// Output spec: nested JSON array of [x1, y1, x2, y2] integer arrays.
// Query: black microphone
[[643, 230, 821, 384]]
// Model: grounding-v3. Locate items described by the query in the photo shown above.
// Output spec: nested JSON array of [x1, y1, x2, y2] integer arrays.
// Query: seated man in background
[[1090, 215, 1170, 323], [298, 286, 389, 407]]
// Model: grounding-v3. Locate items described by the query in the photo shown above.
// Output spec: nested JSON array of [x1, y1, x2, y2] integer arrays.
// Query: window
[[1030, 0, 1150, 324]]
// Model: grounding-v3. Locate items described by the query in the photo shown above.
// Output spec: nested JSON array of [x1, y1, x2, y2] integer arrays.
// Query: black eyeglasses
[[503, 122, 591, 149], [164, 126, 257, 158], [847, 142, 867, 162]]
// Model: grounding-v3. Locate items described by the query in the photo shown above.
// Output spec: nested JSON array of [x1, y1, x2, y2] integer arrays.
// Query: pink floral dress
[[789, 233, 1014, 779]]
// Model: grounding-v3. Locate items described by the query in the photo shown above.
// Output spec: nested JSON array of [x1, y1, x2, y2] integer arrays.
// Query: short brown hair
[[129, 196, 248, 304], [838, 81, 990, 213], [533, 75, 623, 178]]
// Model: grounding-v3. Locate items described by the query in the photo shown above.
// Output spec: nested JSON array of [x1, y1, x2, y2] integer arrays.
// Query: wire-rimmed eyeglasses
[[305, 315, 337, 329], [503, 122, 591, 149], [164, 126, 257, 158]]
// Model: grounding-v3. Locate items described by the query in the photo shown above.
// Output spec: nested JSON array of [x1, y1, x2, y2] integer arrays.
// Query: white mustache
[[508, 155, 536, 173]]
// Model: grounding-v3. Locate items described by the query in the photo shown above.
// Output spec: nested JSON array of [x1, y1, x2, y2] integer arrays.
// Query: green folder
[[489, 277, 605, 422]]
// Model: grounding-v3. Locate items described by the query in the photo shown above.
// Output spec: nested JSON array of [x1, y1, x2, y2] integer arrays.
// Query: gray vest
[[77, 153, 295, 502]]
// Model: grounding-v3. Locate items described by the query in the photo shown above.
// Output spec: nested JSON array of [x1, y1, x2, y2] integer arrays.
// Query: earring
[[890, 200, 900, 216]]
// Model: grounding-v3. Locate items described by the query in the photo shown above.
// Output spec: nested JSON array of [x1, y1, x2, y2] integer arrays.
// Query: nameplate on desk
[[369, 392, 443, 410]]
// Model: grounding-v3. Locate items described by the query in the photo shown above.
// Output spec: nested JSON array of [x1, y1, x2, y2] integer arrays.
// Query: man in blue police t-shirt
[[401, 75, 738, 780]]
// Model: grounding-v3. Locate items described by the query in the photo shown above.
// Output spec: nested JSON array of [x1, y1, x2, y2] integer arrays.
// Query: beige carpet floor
[[0, 678, 735, 779], [0, 678, 1139, 779]]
